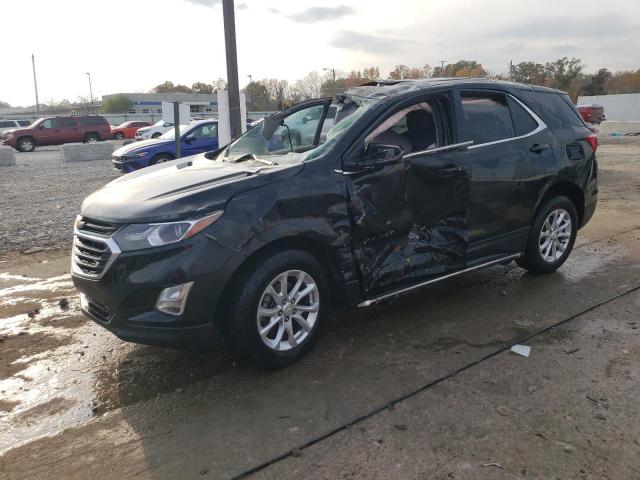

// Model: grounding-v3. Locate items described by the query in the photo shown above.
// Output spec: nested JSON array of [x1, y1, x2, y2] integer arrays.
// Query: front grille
[[73, 235, 112, 277], [78, 217, 121, 236], [87, 299, 111, 323]]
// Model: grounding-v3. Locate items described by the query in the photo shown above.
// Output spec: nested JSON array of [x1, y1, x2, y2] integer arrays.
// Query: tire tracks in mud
[[232, 282, 640, 479]]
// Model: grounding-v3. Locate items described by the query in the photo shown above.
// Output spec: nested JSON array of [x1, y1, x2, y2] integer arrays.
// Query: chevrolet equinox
[[72, 79, 598, 368]]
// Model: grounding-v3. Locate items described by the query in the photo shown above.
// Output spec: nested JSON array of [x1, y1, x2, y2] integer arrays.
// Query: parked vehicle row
[[577, 104, 605, 124], [2, 115, 111, 152], [72, 78, 598, 369], [110, 121, 151, 140], [0, 119, 32, 136]]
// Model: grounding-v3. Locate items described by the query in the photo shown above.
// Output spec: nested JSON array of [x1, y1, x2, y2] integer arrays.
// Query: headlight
[[113, 211, 223, 251], [4, 133, 13, 139], [122, 151, 148, 159]]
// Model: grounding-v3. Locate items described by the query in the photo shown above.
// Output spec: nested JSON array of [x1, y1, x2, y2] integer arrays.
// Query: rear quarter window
[[527, 91, 585, 127], [18, 120, 32, 126], [507, 96, 539, 136], [78, 116, 108, 126]]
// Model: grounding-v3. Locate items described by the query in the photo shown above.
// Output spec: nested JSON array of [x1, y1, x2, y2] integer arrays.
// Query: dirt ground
[[1, 142, 639, 479]]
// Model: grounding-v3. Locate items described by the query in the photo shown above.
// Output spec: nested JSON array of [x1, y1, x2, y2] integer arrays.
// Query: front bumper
[[73, 231, 242, 351]]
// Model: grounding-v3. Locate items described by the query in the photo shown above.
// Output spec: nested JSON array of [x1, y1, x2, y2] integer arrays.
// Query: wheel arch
[[17, 135, 36, 148], [213, 234, 350, 326], [84, 131, 100, 141], [536, 181, 585, 227]]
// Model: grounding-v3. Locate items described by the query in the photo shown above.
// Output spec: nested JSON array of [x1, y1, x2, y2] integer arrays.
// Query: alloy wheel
[[256, 270, 320, 351], [539, 208, 572, 263]]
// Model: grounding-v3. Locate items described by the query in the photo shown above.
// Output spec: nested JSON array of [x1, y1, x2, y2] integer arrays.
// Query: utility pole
[[31, 54, 40, 116], [247, 74, 252, 85], [439, 60, 446, 77], [222, 0, 242, 140], [323, 68, 336, 97], [86, 72, 94, 104], [173, 102, 181, 159], [509, 60, 513, 81]]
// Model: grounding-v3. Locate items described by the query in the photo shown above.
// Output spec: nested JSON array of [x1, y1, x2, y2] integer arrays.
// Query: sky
[[1, 0, 639, 107]]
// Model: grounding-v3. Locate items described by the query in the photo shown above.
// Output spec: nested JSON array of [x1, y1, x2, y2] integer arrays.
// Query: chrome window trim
[[404, 140, 474, 159], [465, 93, 547, 150], [71, 230, 121, 280]]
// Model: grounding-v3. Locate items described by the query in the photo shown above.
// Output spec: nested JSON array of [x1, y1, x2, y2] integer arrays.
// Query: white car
[[134, 120, 175, 140], [0, 119, 32, 137]]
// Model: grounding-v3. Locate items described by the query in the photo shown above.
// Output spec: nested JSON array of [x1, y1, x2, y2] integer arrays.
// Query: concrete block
[[598, 121, 640, 136], [0, 146, 16, 166], [61, 141, 115, 162]]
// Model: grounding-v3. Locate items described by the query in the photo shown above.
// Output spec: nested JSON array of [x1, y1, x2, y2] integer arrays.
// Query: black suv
[[72, 79, 598, 368]]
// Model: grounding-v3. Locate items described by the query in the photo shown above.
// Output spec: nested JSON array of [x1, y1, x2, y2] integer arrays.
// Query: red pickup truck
[[577, 104, 605, 124], [2, 115, 111, 152]]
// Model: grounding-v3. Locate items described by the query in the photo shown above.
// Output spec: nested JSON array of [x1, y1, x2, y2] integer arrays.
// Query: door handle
[[530, 144, 550, 154], [441, 165, 463, 174]]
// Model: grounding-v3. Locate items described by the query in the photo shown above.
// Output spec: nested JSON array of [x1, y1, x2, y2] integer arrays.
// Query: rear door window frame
[[453, 88, 547, 150]]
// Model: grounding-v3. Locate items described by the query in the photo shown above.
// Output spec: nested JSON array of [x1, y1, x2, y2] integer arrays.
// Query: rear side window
[[18, 120, 31, 126], [0, 121, 15, 128], [58, 117, 76, 127], [507, 96, 539, 136], [77, 116, 107, 126], [459, 92, 515, 144], [527, 92, 584, 127]]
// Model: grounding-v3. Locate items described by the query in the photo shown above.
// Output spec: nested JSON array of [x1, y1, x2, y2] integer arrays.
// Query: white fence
[[577, 93, 640, 122]]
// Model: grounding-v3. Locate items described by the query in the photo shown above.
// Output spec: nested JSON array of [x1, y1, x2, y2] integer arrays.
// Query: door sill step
[[357, 253, 522, 307]]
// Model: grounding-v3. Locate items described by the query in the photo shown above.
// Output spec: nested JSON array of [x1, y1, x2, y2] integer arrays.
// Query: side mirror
[[185, 135, 196, 143], [39, 124, 45, 129], [363, 143, 404, 163]]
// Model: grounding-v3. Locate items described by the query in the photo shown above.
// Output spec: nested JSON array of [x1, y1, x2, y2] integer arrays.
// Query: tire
[[17, 137, 35, 152], [517, 195, 578, 274], [150, 154, 173, 165], [114, 132, 124, 140], [224, 250, 329, 369], [84, 133, 99, 143], [151, 132, 162, 139]]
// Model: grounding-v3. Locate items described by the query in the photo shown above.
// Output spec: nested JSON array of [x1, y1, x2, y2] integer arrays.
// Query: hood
[[81, 153, 303, 223], [113, 138, 169, 155]]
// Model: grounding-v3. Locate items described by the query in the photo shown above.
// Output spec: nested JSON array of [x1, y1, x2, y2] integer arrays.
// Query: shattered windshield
[[220, 96, 375, 165]]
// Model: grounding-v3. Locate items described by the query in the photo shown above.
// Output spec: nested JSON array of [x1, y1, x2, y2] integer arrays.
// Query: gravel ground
[[0, 146, 120, 254]]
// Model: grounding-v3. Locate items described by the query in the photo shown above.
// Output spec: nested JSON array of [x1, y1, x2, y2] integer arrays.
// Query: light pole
[[247, 74, 252, 85], [86, 72, 93, 104], [222, 0, 242, 140], [31, 54, 40, 116], [323, 68, 336, 97]]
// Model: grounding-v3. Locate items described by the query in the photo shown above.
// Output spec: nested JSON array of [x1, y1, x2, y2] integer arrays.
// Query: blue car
[[111, 120, 219, 173]]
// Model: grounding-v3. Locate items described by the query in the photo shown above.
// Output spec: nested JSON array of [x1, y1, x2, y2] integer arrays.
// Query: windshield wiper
[[231, 153, 277, 166]]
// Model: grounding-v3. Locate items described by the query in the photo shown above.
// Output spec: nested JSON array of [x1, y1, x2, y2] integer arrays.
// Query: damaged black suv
[[72, 79, 598, 368]]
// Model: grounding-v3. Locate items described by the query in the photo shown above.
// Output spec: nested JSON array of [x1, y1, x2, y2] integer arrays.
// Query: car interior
[[367, 102, 438, 155]]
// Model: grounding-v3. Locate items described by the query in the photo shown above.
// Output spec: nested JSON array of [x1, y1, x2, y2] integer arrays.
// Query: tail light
[[585, 134, 598, 153]]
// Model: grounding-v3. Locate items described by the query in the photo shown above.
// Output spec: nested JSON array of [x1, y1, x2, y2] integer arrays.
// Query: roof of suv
[[345, 78, 566, 101]]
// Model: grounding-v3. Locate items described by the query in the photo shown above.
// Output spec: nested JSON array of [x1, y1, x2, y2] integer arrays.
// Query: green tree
[[191, 82, 214, 94], [510, 62, 547, 85], [582, 68, 612, 95], [544, 57, 583, 92], [102, 94, 133, 113], [151, 81, 193, 93]]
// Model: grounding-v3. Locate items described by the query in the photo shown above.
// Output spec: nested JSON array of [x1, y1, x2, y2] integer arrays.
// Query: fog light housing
[[155, 282, 194, 316], [79, 292, 89, 311]]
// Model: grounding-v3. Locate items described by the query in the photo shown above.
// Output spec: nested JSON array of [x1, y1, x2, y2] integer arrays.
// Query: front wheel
[[151, 132, 162, 139], [84, 133, 99, 143], [517, 195, 578, 274], [224, 250, 328, 369], [17, 137, 35, 152], [114, 132, 124, 140]]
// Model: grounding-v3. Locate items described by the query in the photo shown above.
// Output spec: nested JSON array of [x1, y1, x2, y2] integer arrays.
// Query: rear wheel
[[17, 137, 35, 152], [224, 250, 328, 369], [84, 133, 99, 143], [517, 195, 578, 274]]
